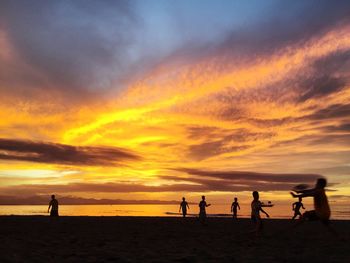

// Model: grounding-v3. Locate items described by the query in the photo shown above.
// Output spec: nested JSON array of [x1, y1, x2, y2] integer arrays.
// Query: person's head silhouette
[[316, 178, 327, 188], [51, 195, 55, 200], [202, 195, 205, 201], [234, 197, 238, 201], [298, 197, 302, 202], [182, 197, 185, 201], [253, 191, 259, 200]]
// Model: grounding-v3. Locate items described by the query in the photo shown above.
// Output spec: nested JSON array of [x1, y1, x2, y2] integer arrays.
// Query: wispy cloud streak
[[0, 138, 139, 166]]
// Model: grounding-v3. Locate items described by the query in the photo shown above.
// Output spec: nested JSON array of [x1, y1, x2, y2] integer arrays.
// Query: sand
[[1, 216, 349, 262]]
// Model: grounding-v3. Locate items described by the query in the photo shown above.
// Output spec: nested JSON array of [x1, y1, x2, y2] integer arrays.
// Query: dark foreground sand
[[1, 216, 349, 263]]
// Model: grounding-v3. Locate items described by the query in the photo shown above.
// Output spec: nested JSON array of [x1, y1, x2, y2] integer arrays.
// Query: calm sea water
[[0, 203, 349, 219]]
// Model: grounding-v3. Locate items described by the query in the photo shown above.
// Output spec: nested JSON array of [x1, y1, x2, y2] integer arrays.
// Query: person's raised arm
[[294, 187, 318, 195], [290, 189, 317, 198], [206, 203, 211, 207]]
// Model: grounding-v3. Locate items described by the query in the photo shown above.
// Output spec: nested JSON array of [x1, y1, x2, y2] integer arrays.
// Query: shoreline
[[1, 215, 350, 221], [1, 203, 349, 220]]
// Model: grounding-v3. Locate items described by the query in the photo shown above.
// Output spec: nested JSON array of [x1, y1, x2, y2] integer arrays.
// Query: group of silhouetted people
[[290, 178, 336, 235], [179, 195, 211, 224], [178, 191, 271, 234], [47, 178, 336, 236], [177, 178, 336, 236]]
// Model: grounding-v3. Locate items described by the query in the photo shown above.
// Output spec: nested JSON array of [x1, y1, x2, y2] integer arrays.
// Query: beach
[[1, 216, 349, 262]]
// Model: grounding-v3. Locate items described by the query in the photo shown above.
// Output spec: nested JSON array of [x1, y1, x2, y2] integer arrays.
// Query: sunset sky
[[1, 0, 350, 205]]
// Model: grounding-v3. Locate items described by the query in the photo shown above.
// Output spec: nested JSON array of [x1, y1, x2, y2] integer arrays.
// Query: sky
[[0, 0, 350, 205]]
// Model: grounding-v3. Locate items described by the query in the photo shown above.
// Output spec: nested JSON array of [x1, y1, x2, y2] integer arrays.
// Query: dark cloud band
[[173, 168, 321, 184], [0, 138, 140, 166]]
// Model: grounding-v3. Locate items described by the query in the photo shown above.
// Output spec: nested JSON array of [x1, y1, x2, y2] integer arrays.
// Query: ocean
[[0, 203, 349, 219]]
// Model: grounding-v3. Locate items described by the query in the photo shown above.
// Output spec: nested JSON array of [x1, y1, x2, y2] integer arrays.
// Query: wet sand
[[1, 216, 349, 262]]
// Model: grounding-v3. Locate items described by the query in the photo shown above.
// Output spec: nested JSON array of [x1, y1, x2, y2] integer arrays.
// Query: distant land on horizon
[[0, 195, 185, 205]]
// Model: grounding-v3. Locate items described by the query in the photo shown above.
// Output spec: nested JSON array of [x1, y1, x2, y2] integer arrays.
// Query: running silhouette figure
[[292, 197, 305, 219], [199, 195, 211, 225], [179, 197, 190, 217], [290, 178, 337, 235], [231, 197, 240, 219], [48, 194, 59, 217], [251, 191, 269, 236]]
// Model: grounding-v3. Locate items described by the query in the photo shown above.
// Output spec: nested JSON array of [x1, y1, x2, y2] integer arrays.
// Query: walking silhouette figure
[[179, 197, 190, 217], [231, 197, 240, 219], [251, 191, 269, 236]]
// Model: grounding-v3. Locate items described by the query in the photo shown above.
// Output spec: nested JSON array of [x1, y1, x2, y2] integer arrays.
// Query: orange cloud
[[1, 22, 350, 201]]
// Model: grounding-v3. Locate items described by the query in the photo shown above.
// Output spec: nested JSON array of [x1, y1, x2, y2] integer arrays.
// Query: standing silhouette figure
[[199, 195, 211, 225], [179, 197, 190, 217], [48, 194, 59, 217], [231, 197, 240, 219]]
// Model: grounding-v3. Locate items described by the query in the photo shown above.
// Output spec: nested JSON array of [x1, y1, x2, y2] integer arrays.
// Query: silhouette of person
[[251, 191, 269, 236], [199, 195, 211, 225], [48, 194, 59, 217], [290, 178, 337, 235], [292, 197, 305, 219], [231, 197, 240, 219], [179, 197, 190, 217]]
